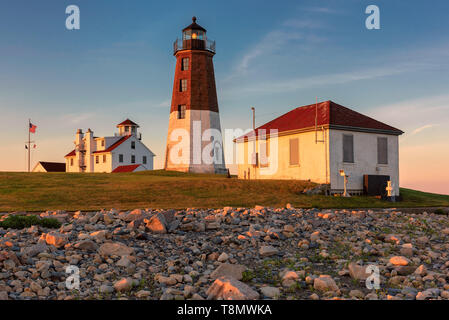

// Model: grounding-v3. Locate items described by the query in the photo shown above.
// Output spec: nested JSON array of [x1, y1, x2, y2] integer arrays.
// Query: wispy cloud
[[412, 124, 439, 135]]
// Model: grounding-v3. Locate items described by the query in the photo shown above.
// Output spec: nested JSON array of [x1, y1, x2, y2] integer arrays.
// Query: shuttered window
[[289, 138, 299, 166], [179, 79, 187, 92], [178, 105, 186, 119], [343, 134, 354, 163], [377, 137, 388, 164]]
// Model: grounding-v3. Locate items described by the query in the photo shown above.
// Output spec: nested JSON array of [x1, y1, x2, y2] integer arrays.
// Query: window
[[178, 105, 186, 119], [70, 158, 73, 166], [181, 58, 189, 71], [119, 154, 124, 163], [143, 156, 147, 164], [131, 141, 136, 149], [101, 140, 105, 147], [131, 155, 135, 164], [343, 134, 354, 163], [289, 138, 299, 166], [377, 137, 388, 164], [103, 154, 106, 163], [179, 79, 187, 92], [260, 140, 270, 167], [95, 156, 99, 164]]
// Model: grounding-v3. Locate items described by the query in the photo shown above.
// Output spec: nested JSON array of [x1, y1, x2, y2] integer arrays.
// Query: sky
[[0, 0, 448, 195]]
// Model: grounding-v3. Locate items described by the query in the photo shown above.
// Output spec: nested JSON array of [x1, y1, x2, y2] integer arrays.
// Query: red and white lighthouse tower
[[164, 17, 226, 173]]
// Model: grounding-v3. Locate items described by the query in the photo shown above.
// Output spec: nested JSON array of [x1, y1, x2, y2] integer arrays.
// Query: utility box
[[363, 175, 390, 196]]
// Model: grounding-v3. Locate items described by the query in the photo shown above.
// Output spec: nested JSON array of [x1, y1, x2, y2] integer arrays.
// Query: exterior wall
[[165, 48, 225, 174], [165, 109, 225, 173], [329, 129, 400, 195], [65, 157, 77, 172], [100, 135, 154, 173], [32, 163, 46, 172], [236, 129, 330, 183]]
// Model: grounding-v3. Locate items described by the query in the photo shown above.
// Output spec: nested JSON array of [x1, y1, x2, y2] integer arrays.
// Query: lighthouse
[[164, 17, 226, 174]]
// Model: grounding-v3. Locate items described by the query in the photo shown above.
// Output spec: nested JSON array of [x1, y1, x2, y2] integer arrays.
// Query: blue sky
[[0, 0, 448, 194]]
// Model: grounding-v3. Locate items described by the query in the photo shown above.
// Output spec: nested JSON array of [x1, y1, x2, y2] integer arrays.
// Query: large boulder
[[98, 242, 134, 257], [348, 262, 370, 281], [206, 276, 259, 300], [313, 275, 339, 293], [146, 213, 167, 234], [45, 232, 67, 248], [210, 263, 247, 281]]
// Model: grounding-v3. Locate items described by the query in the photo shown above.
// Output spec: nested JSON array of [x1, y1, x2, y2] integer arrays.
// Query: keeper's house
[[64, 119, 155, 173], [235, 101, 403, 196]]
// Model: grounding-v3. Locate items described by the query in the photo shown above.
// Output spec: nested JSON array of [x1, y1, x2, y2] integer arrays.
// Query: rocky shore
[[1, 206, 449, 300]]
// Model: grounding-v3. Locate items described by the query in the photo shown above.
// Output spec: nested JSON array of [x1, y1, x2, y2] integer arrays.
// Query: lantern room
[[174, 17, 216, 54]]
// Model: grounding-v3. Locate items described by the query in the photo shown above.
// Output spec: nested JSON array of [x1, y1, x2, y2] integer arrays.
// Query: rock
[[45, 232, 67, 248], [21, 243, 48, 257], [310, 231, 320, 242], [157, 275, 177, 286], [136, 290, 151, 298], [416, 288, 440, 300], [281, 270, 299, 281], [114, 278, 134, 292], [400, 243, 413, 257], [349, 289, 364, 299], [389, 256, 410, 266], [259, 245, 278, 257], [90, 230, 108, 242], [414, 264, 427, 276], [206, 276, 259, 300], [99, 285, 114, 294], [116, 256, 133, 268], [348, 262, 370, 281], [260, 286, 280, 299], [146, 213, 167, 234], [0, 291, 8, 300], [217, 252, 229, 262], [313, 275, 339, 293], [123, 209, 145, 222], [210, 263, 247, 281], [309, 293, 319, 300], [98, 242, 134, 257], [74, 240, 98, 252]]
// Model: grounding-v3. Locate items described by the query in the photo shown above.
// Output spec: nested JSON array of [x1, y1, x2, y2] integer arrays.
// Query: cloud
[[60, 112, 95, 125], [411, 124, 439, 135]]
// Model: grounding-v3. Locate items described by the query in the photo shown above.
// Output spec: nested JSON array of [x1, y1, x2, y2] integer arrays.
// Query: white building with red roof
[[235, 101, 404, 196], [64, 119, 155, 173]]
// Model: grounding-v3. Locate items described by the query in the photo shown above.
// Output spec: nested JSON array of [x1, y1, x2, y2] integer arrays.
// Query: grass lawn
[[0, 170, 448, 212]]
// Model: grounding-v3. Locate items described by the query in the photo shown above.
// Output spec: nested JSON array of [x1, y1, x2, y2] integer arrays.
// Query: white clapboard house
[[64, 119, 155, 173]]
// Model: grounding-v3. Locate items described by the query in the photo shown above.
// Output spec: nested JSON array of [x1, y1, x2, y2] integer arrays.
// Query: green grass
[[0, 170, 448, 212]]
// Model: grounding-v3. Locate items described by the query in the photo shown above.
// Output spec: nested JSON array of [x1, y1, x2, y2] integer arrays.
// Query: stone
[[98, 242, 134, 257], [313, 275, 339, 293], [123, 209, 144, 222], [99, 285, 114, 294], [74, 240, 98, 252], [90, 230, 108, 242], [206, 276, 259, 300], [116, 256, 133, 268], [210, 263, 247, 281], [0, 291, 9, 300], [281, 270, 299, 281], [146, 213, 167, 234], [414, 264, 427, 276], [259, 245, 278, 257], [349, 289, 364, 299], [217, 252, 229, 262], [45, 232, 67, 248], [136, 290, 151, 298], [310, 231, 320, 242], [389, 256, 410, 266], [348, 262, 370, 281], [260, 286, 280, 299], [114, 278, 134, 292], [21, 243, 48, 257], [400, 243, 413, 257]]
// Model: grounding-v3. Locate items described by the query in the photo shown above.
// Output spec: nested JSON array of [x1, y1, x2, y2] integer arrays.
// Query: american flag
[[29, 122, 37, 133]]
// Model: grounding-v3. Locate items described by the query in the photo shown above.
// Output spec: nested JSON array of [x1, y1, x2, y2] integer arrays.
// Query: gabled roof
[[65, 149, 76, 157], [117, 119, 139, 127], [92, 135, 132, 154], [237, 100, 403, 141], [36, 162, 66, 172], [112, 164, 141, 173]]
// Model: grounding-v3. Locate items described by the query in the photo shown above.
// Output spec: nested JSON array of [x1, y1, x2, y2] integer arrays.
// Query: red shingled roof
[[65, 149, 76, 157], [117, 119, 139, 127], [237, 100, 403, 140], [93, 135, 132, 154], [112, 164, 141, 173]]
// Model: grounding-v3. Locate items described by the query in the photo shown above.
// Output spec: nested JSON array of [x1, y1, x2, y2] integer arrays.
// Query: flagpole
[[28, 119, 31, 172]]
